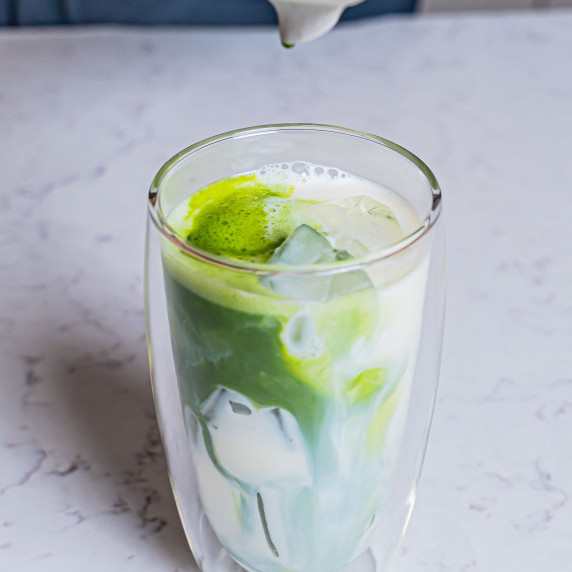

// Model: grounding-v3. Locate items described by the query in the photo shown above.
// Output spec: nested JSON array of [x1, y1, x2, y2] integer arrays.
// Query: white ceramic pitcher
[[268, 0, 367, 45]]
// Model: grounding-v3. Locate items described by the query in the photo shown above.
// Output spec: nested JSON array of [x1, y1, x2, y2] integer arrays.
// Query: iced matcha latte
[[159, 161, 429, 572]]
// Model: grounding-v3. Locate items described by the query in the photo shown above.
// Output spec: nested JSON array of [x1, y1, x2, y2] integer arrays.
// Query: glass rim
[[148, 123, 442, 276]]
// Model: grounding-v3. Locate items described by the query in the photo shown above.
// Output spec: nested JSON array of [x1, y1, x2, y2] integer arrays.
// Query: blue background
[[0, 0, 416, 26]]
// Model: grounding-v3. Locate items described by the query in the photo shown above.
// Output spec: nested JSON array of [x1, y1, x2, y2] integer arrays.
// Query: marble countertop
[[1, 9, 571, 572]]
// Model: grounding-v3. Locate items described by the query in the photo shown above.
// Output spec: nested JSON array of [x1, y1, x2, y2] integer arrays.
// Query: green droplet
[[346, 368, 388, 404]]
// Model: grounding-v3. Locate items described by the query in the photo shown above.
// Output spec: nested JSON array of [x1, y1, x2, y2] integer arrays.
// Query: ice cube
[[310, 195, 403, 257], [183, 405, 244, 544], [201, 388, 312, 487], [329, 262, 372, 299], [281, 310, 324, 359], [260, 225, 333, 301], [269, 224, 335, 265], [260, 224, 371, 300]]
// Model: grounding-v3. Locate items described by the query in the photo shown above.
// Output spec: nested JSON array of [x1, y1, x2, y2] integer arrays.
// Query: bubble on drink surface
[[281, 311, 324, 359], [201, 388, 312, 487], [255, 161, 350, 183], [292, 162, 311, 176], [310, 195, 404, 257]]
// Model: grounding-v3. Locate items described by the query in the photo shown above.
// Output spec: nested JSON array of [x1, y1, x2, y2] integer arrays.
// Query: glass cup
[[145, 124, 444, 572]]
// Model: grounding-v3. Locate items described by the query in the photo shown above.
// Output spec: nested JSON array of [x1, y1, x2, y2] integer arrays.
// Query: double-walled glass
[[145, 125, 445, 572]]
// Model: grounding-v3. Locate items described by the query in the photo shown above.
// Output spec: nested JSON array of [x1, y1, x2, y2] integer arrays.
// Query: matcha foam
[[167, 161, 418, 266], [182, 174, 297, 261]]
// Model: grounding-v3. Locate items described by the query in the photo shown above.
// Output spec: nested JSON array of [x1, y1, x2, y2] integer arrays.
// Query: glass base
[[190, 508, 379, 572]]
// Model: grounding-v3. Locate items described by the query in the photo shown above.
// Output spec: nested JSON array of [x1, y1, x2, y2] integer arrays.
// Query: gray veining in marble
[[1, 10, 571, 572]]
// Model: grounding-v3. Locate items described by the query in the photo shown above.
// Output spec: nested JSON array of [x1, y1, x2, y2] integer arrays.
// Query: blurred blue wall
[[0, 0, 416, 26]]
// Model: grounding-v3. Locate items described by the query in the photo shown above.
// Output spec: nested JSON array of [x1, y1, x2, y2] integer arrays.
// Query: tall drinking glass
[[145, 124, 444, 572]]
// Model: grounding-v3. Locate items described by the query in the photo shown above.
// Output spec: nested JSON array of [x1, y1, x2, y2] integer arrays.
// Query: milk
[[162, 163, 429, 571]]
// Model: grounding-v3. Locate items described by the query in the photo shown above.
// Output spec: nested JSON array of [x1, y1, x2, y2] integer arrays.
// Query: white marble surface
[[1, 10, 571, 571]]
